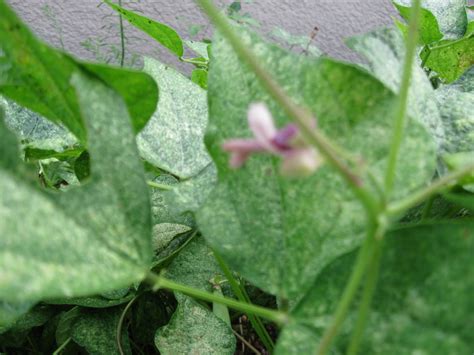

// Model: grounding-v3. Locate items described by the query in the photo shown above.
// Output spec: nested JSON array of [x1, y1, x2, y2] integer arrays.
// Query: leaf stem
[[196, 0, 379, 219], [214, 250, 275, 351], [52, 337, 72, 355], [346, 237, 384, 355], [387, 162, 474, 216], [146, 272, 288, 325], [147, 180, 173, 190], [118, 0, 125, 67], [116, 295, 138, 355], [316, 225, 377, 355], [384, 0, 421, 199]]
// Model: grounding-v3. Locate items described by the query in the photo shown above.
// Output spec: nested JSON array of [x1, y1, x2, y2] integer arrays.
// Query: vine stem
[[214, 250, 275, 351], [147, 180, 173, 190], [387, 162, 474, 216], [116, 295, 139, 355], [384, 0, 421, 199], [346, 237, 384, 355], [118, 0, 125, 67], [316, 224, 377, 355], [146, 272, 288, 325], [52, 337, 72, 355], [196, 0, 379, 219]]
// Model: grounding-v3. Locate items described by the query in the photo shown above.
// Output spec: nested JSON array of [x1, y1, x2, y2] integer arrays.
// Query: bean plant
[[0, 0, 473, 354]]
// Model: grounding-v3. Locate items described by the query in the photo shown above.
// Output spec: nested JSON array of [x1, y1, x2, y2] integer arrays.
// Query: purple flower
[[222, 103, 322, 176]]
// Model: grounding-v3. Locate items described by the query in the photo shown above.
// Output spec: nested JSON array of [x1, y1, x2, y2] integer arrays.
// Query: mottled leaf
[[104, 0, 183, 57], [152, 223, 192, 252], [0, 301, 34, 333], [185, 40, 210, 60], [347, 27, 445, 149], [71, 307, 132, 355], [155, 237, 236, 354], [394, 0, 468, 39], [393, 2, 443, 44], [0, 0, 158, 141], [197, 29, 436, 300], [276, 221, 474, 354], [138, 57, 210, 178], [434, 70, 474, 154], [164, 163, 217, 215], [0, 72, 151, 302]]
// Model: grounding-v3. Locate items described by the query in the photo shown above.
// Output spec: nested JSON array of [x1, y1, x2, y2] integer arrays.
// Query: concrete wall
[[7, 0, 403, 69]]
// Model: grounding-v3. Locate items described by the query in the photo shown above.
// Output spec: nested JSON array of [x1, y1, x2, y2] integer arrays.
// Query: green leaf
[[104, 0, 183, 57], [71, 307, 132, 355], [421, 35, 474, 83], [0, 0, 158, 141], [185, 40, 210, 60], [155, 297, 236, 355], [0, 301, 34, 332], [347, 27, 446, 150], [152, 223, 192, 253], [48, 292, 136, 309], [393, 3, 443, 44], [155, 237, 236, 354], [138, 57, 211, 179], [164, 163, 217, 215], [434, 69, 474, 155], [191, 68, 208, 89], [197, 29, 436, 300], [0, 97, 78, 153], [443, 191, 474, 210], [0, 71, 151, 302], [394, 0, 468, 39], [443, 151, 474, 191], [276, 221, 474, 354]]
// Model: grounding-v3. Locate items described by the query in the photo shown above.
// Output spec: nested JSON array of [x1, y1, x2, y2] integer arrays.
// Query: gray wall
[[7, 0, 402, 70]]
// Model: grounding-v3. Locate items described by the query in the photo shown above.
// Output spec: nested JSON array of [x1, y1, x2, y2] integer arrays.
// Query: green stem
[[196, 0, 379, 219], [147, 181, 173, 190], [421, 195, 435, 220], [346, 237, 384, 355], [387, 162, 474, 216], [214, 251, 275, 351], [146, 272, 288, 325], [52, 337, 72, 355], [384, 0, 421, 198], [117, 0, 125, 67], [116, 295, 138, 355], [316, 226, 377, 355]]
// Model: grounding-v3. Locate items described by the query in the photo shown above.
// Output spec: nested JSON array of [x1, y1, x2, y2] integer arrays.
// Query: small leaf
[[421, 35, 474, 83], [152, 223, 192, 252], [191, 68, 208, 89], [0, 301, 34, 332], [393, 0, 468, 39], [185, 40, 210, 60], [104, 0, 183, 57], [393, 2, 443, 44], [138, 57, 210, 179]]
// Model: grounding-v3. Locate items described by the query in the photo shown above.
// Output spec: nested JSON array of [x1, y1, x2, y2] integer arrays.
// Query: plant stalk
[[384, 0, 421, 198], [387, 162, 474, 216], [214, 250, 275, 351], [316, 225, 377, 355], [146, 272, 288, 325]]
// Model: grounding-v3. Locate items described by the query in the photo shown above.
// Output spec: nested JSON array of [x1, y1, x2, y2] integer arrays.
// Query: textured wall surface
[[7, 0, 402, 69]]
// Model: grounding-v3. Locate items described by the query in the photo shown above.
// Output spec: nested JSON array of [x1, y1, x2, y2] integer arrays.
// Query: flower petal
[[280, 148, 323, 177], [247, 103, 278, 152]]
